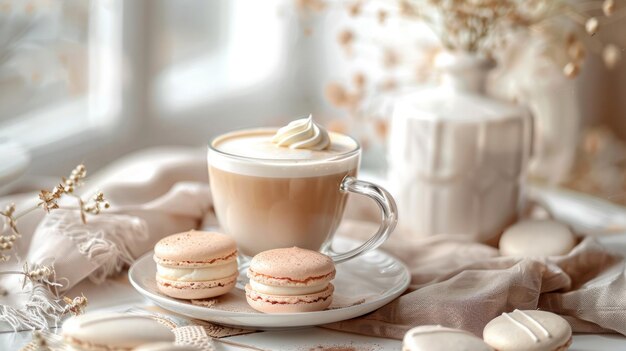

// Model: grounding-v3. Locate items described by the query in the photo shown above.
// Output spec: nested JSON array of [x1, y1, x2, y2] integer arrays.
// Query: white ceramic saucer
[[129, 237, 410, 329]]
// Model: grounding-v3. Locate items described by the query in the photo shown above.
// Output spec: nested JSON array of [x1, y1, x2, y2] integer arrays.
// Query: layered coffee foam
[[209, 129, 359, 177]]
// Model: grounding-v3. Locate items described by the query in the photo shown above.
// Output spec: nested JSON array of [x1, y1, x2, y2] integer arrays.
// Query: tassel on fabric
[[33, 210, 149, 285], [0, 285, 65, 331]]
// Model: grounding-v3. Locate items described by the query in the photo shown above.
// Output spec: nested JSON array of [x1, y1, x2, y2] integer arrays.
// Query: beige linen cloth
[[2, 147, 626, 339], [325, 221, 626, 339]]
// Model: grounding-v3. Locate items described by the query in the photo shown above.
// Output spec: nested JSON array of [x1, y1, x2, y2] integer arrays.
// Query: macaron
[[402, 325, 494, 351], [483, 309, 572, 351], [245, 247, 335, 313], [154, 230, 238, 299], [499, 219, 576, 257], [62, 312, 174, 350]]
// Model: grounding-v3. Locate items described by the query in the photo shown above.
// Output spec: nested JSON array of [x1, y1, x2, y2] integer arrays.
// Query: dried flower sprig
[[0, 164, 98, 331], [63, 164, 86, 192], [37, 185, 64, 213], [0, 262, 62, 292], [0, 203, 18, 235], [397, 0, 624, 77], [38, 164, 86, 213], [21, 262, 60, 291], [0, 164, 108, 260], [314, 0, 625, 86], [80, 191, 110, 224], [62, 294, 88, 316], [0, 262, 88, 330], [293, 0, 625, 149]]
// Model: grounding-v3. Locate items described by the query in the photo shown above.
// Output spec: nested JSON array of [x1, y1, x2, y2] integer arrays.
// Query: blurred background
[[0, 0, 625, 205]]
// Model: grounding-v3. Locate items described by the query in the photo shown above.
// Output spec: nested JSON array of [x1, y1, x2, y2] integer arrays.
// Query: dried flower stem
[[0, 263, 63, 293], [0, 263, 88, 330], [62, 294, 88, 316], [1, 164, 109, 260], [0, 165, 96, 330]]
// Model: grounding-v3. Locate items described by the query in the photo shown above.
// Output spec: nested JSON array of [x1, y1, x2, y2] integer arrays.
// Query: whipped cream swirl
[[271, 115, 330, 150]]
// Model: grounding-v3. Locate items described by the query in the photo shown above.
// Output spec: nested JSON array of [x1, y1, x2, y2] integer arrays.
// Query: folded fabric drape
[[1, 147, 625, 340], [325, 219, 626, 338]]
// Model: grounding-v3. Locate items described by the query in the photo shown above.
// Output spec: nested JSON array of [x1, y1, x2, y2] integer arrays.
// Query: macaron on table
[[483, 310, 572, 351], [402, 325, 494, 351], [400, 310, 573, 351], [498, 219, 577, 257], [62, 313, 175, 350]]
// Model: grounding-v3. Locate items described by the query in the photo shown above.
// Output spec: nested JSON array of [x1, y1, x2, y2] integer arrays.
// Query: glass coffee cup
[[208, 128, 397, 263]]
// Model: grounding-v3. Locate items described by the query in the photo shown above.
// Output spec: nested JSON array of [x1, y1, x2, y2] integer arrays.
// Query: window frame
[[1, 0, 311, 176], [0, 0, 125, 158]]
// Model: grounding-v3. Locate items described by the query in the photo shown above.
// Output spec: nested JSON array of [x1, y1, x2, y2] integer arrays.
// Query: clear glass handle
[[328, 176, 398, 263]]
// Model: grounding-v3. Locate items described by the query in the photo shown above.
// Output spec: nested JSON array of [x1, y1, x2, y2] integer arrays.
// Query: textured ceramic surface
[[129, 237, 410, 329]]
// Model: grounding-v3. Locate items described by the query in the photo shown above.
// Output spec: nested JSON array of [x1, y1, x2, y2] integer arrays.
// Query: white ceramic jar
[[387, 51, 532, 244]]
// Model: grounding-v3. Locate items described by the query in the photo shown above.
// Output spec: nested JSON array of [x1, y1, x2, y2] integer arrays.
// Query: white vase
[[387, 51, 532, 244]]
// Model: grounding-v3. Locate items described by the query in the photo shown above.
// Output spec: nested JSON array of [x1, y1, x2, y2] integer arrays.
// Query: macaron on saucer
[[129, 236, 410, 329], [245, 247, 335, 313], [154, 231, 238, 299]]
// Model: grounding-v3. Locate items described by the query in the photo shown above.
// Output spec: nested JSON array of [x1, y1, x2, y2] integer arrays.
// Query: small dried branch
[[37, 164, 86, 213], [81, 191, 110, 224], [0, 203, 18, 234], [0, 263, 88, 331], [21, 262, 62, 292], [0, 263, 62, 292], [0, 164, 98, 330], [1, 164, 108, 260], [62, 294, 88, 316]]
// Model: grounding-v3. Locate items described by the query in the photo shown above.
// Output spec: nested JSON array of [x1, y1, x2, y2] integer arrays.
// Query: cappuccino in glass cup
[[208, 118, 397, 263]]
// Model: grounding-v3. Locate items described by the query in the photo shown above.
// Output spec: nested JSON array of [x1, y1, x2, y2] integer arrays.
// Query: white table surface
[[2, 268, 626, 350]]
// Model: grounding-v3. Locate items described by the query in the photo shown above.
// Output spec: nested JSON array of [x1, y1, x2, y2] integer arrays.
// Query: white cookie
[[62, 313, 174, 350], [483, 310, 572, 351], [499, 219, 576, 257], [403, 325, 494, 351]]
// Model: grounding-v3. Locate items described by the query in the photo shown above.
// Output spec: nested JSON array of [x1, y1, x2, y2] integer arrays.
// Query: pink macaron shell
[[156, 273, 237, 300], [245, 283, 334, 313], [248, 247, 335, 287], [154, 231, 237, 266]]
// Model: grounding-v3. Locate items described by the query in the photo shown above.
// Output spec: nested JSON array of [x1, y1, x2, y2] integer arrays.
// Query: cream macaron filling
[[248, 279, 328, 296], [156, 260, 237, 282]]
